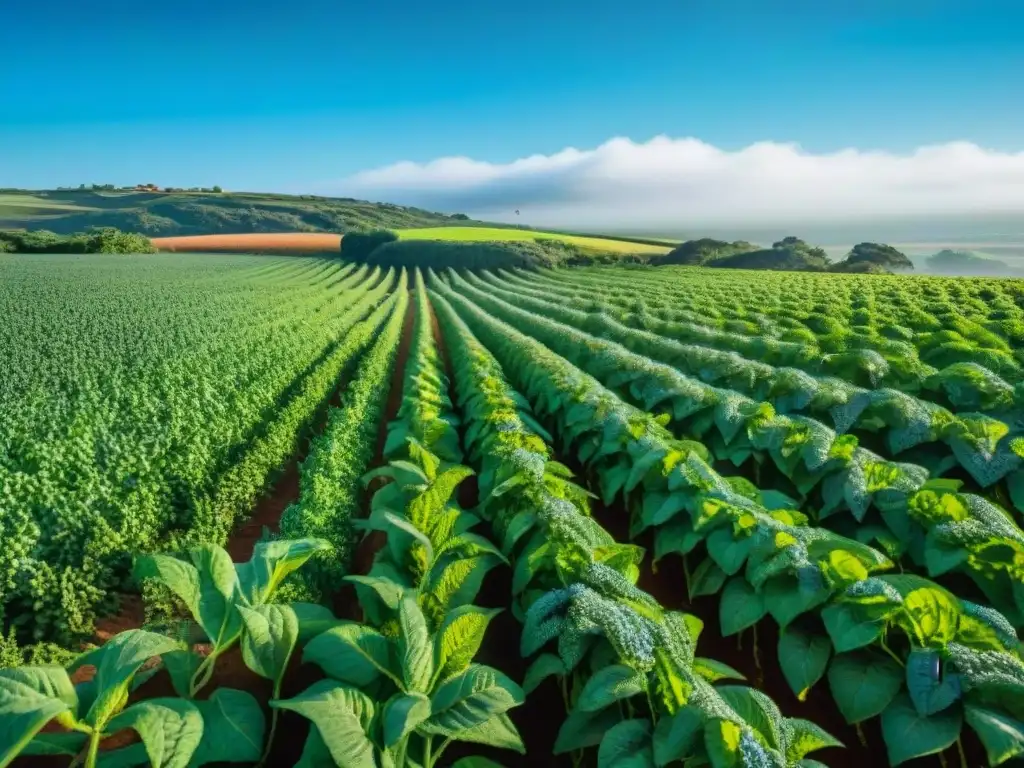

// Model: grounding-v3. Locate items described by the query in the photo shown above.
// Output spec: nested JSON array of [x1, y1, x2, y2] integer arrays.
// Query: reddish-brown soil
[[153, 232, 342, 253]]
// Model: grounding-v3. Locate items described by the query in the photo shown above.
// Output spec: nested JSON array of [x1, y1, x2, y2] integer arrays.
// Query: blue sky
[[2, 0, 1023, 193]]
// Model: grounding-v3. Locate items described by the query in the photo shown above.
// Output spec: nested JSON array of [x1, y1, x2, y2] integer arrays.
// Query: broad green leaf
[[763, 577, 829, 628], [292, 602, 343, 642], [522, 653, 565, 695], [434, 606, 501, 683], [827, 651, 903, 724], [0, 667, 77, 715], [162, 651, 202, 699], [0, 676, 72, 767], [880, 692, 962, 765], [303, 624, 397, 687], [235, 538, 331, 605], [704, 719, 744, 768], [134, 554, 201, 622], [96, 743, 150, 767], [719, 578, 767, 637], [598, 718, 653, 768], [778, 627, 830, 701], [899, 587, 959, 647], [965, 702, 1024, 765], [706, 528, 753, 576], [905, 649, 962, 717], [382, 692, 431, 747], [821, 603, 883, 653], [271, 680, 376, 768], [451, 759, 506, 768], [576, 664, 646, 712], [86, 630, 180, 729], [343, 575, 405, 610], [294, 727, 334, 768], [189, 545, 244, 650], [693, 658, 746, 684], [398, 594, 434, 693], [20, 732, 87, 756], [688, 558, 727, 599], [420, 665, 523, 737], [554, 706, 623, 754], [188, 689, 264, 767], [455, 712, 525, 753], [238, 604, 299, 690], [784, 718, 842, 762], [653, 707, 702, 766], [716, 686, 783, 751], [106, 698, 203, 768]]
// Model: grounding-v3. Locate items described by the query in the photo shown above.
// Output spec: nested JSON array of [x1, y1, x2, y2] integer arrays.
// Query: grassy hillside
[[396, 225, 672, 254], [0, 189, 473, 236]]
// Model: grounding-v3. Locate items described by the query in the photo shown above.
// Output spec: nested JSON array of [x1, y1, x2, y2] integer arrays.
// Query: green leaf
[[706, 529, 752, 576], [96, 743, 150, 767], [880, 692, 962, 765], [398, 594, 434, 693], [86, 630, 180, 729], [0, 676, 72, 767], [522, 653, 565, 695], [719, 578, 767, 637], [454, 713, 525, 753], [827, 651, 903, 724], [292, 603, 343, 642], [162, 651, 202, 699], [778, 626, 830, 702], [554, 706, 622, 754], [434, 606, 501, 683], [106, 699, 204, 768], [188, 545, 244, 650], [821, 603, 883, 653], [188, 689, 264, 767], [451, 759, 506, 768], [294, 727, 334, 768], [693, 658, 746, 684], [784, 718, 842, 762], [576, 664, 646, 712], [382, 692, 431, 747], [20, 732, 87, 757], [906, 649, 962, 717], [134, 554, 201, 626], [0, 667, 77, 715], [271, 680, 376, 768], [964, 702, 1024, 765], [716, 686, 783, 751], [899, 586, 960, 647], [688, 558, 727, 599], [236, 538, 331, 606], [598, 718, 653, 768], [653, 707, 702, 766], [238, 604, 299, 690], [420, 665, 523, 737], [343, 575, 405, 611], [302, 624, 397, 687]]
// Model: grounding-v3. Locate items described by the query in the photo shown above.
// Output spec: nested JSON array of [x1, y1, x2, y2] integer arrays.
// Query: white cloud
[[332, 136, 1024, 232]]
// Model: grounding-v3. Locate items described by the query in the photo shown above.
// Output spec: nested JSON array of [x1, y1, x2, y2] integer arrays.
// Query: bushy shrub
[[0, 227, 156, 253], [339, 228, 399, 261]]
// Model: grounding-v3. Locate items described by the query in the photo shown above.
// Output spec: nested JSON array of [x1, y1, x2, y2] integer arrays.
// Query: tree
[[841, 242, 913, 271], [212, 186, 223, 193], [339, 229, 399, 262], [651, 238, 757, 266]]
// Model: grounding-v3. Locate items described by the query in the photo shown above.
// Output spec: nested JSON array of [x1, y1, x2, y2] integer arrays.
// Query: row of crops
[[1, 253, 1023, 767]]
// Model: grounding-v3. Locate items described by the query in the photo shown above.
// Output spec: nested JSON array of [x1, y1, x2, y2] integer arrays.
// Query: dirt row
[[152, 232, 342, 253]]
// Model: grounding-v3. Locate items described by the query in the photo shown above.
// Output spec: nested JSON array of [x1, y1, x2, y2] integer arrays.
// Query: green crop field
[[397, 225, 673, 253], [2, 251, 1024, 768], [0, 193, 98, 218]]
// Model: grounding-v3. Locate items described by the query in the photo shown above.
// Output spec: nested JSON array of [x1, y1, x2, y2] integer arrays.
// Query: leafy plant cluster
[[0, 537, 338, 768], [449, 271, 1024, 625], [342, 237, 610, 271], [488, 267, 1024, 405], [0, 257, 391, 650], [432, 274, 1024, 766], [522, 264, 1024, 379], [279, 269, 527, 766], [0, 228, 157, 254], [430, 284, 840, 767], [650, 238, 913, 274], [280, 268, 411, 599]]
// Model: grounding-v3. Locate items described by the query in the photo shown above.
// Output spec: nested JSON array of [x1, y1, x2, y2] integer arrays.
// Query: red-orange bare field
[[152, 232, 342, 252]]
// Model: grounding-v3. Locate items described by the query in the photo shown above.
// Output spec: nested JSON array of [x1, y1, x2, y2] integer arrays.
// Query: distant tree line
[[0, 228, 157, 254], [652, 237, 914, 273], [338, 229, 622, 270]]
